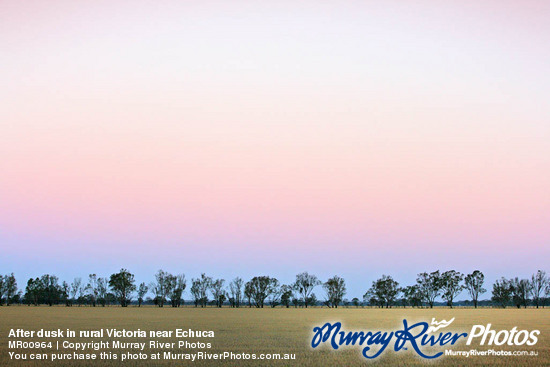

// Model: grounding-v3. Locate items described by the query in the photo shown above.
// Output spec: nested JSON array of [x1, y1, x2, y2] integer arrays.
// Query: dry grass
[[1, 306, 548, 366]]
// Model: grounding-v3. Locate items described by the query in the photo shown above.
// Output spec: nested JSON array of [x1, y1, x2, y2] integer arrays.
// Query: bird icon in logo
[[427, 317, 455, 333]]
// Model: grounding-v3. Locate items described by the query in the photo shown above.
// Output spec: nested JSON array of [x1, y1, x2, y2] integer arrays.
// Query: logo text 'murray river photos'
[[311, 319, 539, 359]]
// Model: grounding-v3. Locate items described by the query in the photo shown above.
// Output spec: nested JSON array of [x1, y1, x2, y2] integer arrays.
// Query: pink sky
[[1, 1, 549, 296]]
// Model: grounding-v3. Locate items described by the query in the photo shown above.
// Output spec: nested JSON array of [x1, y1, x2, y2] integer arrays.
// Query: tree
[[137, 282, 148, 307], [151, 270, 171, 307], [190, 279, 201, 307], [352, 297, 360, 307], [416, 271, 442, 308], [440, 270, 464, 308], [210, 279, 225, 307], [4, 273, 17, 306], [24, 278, 40, 306], [402, 285, 423, 308], [365, 275, 400, 308], [244, 281, 253, 307], [0, 275, 6, 305], [492, 278, 511, 308], [61, 281, 70, 306], [307, 293, 318, 307], [530, 270, 548, 309], [86, 274, 99, 307], [464, 270, 486, 308], [108, 269, 136, 307], [280, 285, 293, 308], [40, 274, 62, 306], [228, 277, 243, 308], [168, 274, 186, 307], [191, 273, 211, 307], [363, 291, 378, 307], [218, 293, 226, 306], [97, 278, 108, 306], [105, 292, 117, 305], [70, 278, 82, 306], [267, 279, 282, 307], [77, 281, 85, 306], [294, 272, 321, 308], [510, 277, 532, 309], [246, 276, 277, 308], [323, 276, 346, 308]]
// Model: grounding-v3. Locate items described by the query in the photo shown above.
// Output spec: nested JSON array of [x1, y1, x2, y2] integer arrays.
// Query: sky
[[1, 0, 549, 299]]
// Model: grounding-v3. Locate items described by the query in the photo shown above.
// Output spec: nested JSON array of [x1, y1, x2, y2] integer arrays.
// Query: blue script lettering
[[311, 319, 467, 359]]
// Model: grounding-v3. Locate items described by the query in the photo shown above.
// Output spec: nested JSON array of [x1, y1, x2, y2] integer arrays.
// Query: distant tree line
[[0, 270, 549, 309]]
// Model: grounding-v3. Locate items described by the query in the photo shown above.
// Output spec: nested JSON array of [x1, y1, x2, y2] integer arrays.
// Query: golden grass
[[1, 306, 548, 366]]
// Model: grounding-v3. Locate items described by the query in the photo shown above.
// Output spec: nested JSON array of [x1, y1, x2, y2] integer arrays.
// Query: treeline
[[0, 270, 549, 309]]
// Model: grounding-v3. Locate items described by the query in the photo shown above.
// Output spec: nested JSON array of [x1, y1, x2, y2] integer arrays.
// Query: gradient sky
[[1, 1, 549, 299]]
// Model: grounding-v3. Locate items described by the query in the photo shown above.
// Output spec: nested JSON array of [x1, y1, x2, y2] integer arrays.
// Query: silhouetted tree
[[151, 270, 171, 307], [168, 274, 186, 307], [109, 269, 136, 307], [137, 282, 148, 307], [0, 276, 5, 305], [210, 278, 225, 307], [441, 270, 464, 308], [97, 278, 108, 306], [218, 293, 226, 306], [416, 271, 442, 308], [294, 272, 321, 308], [191, 273, 211, 307], [86, 274, 99, 307], [307, 293, 318, 307], [280, 285, 293, 308], [402, 285, 423, 307], [62, 281, 71, 306], [41, 274, 62, 306], [365, 275, 400, 308], [246, 276, 277, 308], [267, 279, 282, 307], [530, 270, 548, 308], [70, 278, 82, 306], [0, 275, 7, 306], [24, 278, 40, 306], [4, 274, 17, 306], [510, 277, 531, 309], [105, 292, 117, 305], [492, 278, 511, 308], [464, 271, 486, 308], [244, 281, 253, 307], [190, 279, 201, 307], [323, 276, 346, 308], [229, 277, 243, 308]]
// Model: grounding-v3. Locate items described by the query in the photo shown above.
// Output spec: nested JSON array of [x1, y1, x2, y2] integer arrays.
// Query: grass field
[[1, 306, 548, 366]]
